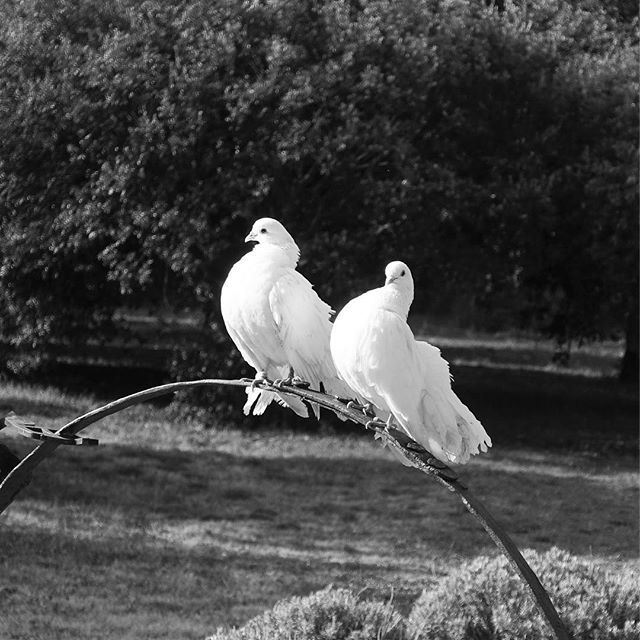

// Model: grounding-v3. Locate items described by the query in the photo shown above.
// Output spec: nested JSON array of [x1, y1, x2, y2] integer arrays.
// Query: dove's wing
[[220, 256, 309, 417], [269, 270, 354, 413], [345, 308, 489, 464], [353, 309, 451, 461], [415, 341, 491, 462], [222, 250, 355, 419]]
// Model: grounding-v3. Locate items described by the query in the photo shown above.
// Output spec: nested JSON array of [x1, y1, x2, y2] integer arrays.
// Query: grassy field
[[0, 362, 637, 639]]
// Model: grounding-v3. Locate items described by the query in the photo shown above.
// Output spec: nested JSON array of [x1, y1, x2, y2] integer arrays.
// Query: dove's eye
[[400, 270, 406, 276], [260, 228, 267, 234]]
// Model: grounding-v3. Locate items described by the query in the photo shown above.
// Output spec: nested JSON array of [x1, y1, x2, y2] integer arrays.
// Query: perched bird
[[330, 261, 491, 464], [221, 217, 351, 417]]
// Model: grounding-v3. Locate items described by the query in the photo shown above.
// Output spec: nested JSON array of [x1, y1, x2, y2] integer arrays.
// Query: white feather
[[221, 218, 354, 418], [331, 261, 491, 464]]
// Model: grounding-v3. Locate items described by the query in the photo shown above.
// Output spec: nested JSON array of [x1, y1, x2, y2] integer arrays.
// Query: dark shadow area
[[0, 396, 84, 419], [5, 361, 639, 455], [2, 403, 636, 638], [13, 441, 638, 560], [451, 365, 638, 456], [9, 362, 171, 404]]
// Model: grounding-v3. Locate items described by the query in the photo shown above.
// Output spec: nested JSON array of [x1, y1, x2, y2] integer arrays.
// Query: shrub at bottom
[[407, 547, 639, 640], [208, 586, 405, 640]]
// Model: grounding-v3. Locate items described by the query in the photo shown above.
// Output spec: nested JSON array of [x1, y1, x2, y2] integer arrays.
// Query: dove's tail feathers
[[281, 394, 319, 419], [273, 392, 311, 418], [437, 393, 491, 464], [243, 386, 309, 418], [413, 340, 491, 465], [412, 388, 491, 465], [451, 394, 492, 460], [243, 386, 272, 416]]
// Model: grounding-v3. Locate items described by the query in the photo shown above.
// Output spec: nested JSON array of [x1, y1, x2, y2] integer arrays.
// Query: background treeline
[[0, 0, 637, 384]]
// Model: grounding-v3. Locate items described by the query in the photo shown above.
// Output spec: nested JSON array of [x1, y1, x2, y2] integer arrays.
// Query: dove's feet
[[345, 400, 375, 417], [273, 368, 293, 388], [272, 377, 291, 389], [361, 402, 377, 418], [364, 416, 387, 431], [291, 376, 310, 388], [273, 376, 310, 389], [273, 367, 310, 389], [250, 371, 269, 390]]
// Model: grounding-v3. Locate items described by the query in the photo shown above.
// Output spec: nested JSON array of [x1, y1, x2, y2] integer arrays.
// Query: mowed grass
[[0, 364, 637, 640]]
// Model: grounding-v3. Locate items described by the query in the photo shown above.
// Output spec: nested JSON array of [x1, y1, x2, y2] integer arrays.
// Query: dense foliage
[[209, 549, 639, 639], [208, 586, 405, 640], [0, 0, 637, 378], [408, 547, 640, 639]]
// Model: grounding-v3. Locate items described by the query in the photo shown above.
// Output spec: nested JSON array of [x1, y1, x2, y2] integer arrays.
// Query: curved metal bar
[[0, 378, 571, 640], [0, 380, 241, 512], [272, 384, 572, 640]]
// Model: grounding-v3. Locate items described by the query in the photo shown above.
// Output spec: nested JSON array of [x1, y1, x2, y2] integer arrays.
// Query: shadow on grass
[[9, 361, 638, 453], [1, 427, 637, 638], [11, 441, 638, 561], [12, 362, 170, 403], [0, 396, 84, 419], [450, 366, 638, 455], [1, 361, 637, 639]]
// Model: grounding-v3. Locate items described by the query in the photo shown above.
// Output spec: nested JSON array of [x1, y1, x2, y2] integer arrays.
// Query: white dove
[[330, 261, 491, 464], [221, 217, 351, 417]]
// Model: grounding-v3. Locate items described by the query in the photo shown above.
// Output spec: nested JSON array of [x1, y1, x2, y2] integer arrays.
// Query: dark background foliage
[[0, 0, 637, 386]]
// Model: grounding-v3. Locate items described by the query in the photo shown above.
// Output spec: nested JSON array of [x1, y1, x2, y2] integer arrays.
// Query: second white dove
[[330, 260, 491, 464]]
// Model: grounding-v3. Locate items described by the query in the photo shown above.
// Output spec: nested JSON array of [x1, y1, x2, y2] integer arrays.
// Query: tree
[[0, 0, 636, 382]]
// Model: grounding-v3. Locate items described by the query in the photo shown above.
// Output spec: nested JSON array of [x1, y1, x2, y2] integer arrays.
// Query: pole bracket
[[3, 413, 99, 446]]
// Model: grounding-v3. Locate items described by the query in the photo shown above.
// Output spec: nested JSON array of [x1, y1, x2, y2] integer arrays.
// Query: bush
[[407, 548, 640, 639], [208, 586, 405, 640], [207, 552, 638, 639]]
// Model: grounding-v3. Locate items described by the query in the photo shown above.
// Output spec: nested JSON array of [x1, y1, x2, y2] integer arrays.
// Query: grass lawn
[[0, 365, 637, 639]]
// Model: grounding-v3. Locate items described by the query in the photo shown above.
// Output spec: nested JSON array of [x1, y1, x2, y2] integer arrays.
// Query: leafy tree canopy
[[0, 0, 637, 378]]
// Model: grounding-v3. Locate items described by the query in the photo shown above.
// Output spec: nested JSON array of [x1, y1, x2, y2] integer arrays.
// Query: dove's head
[[245, 218, 300, 265], [385, 261, 413, 288], [383, 261, 414, 315]]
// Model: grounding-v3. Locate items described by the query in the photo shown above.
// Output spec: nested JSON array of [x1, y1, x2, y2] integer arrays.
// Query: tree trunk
[[0, 443, 21, 483], [485, 0, 505, 11], [619, 301, 639, 383]]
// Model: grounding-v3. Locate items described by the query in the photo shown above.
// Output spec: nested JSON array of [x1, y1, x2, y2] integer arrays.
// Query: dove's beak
[[385, 275, 397, 285], [244, 232, 257, 243]]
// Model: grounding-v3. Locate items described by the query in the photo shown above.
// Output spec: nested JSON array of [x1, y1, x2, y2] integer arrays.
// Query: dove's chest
[[221, 254, 287, 338], [332, 292, 413, 404]]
